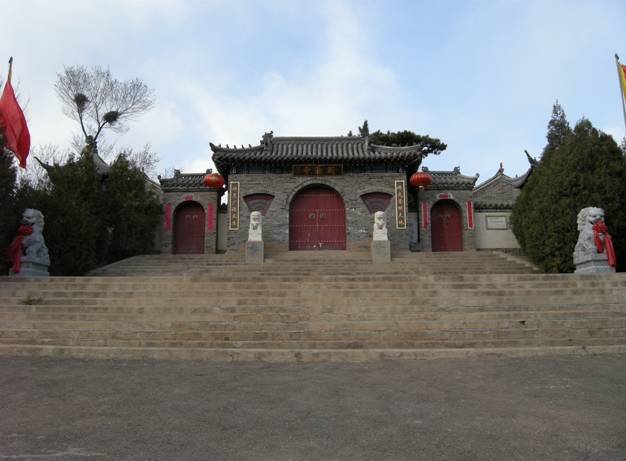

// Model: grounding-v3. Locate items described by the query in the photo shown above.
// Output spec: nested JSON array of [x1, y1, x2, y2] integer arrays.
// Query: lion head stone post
[[371, 211, 391, 263], [245, 211, 264, 264], [573, 207, 616, 274], [8, 208, 51, 277]]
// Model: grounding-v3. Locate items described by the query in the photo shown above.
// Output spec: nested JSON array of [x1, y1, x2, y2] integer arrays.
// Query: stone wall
[[226, 172, 411, 250], [160, 190, 219, 254], [217, 210, 228, 252]]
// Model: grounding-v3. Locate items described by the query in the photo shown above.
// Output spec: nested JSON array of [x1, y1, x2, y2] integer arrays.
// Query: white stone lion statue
[[248, 211, 263, 242], [21, 208, 50, 265], [574, 207, 604, 255], [373, 211, 388, 241]]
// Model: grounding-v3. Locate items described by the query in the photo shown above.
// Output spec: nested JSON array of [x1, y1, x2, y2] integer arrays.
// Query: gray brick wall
[[226, 172, 411, 251], [473, 176, 520, 204]]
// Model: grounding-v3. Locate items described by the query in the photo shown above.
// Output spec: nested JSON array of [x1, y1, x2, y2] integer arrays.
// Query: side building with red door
[[158, 170, 224, 255]]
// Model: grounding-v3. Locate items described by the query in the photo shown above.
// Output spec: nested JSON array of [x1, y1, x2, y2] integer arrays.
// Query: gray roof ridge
[[210, 142, 264, 152], [510, 168, 532, 188], [273, 136, 365, 142], [474, 170, 514, 192], [428, 169, 479, 180], [370, 143, 425, 151]]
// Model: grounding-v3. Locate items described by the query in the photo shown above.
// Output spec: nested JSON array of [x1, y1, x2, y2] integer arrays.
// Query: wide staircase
[[1, 250, 625, 361]]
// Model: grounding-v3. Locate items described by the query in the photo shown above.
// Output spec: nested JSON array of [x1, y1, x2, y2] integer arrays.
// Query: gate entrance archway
[[289, 186, 346, 250], [431, 200, 463, 252], [173, 201, 205, 254]]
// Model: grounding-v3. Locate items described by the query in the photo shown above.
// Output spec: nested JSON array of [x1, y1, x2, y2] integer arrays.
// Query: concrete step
[[2, 344, 625, 362], [5, 272, 620, 284], [2, 296, 624, 311], [2, 329, 625, 347], [3, 287, 625, 300], [2, 307, 624, 321], [86, 250, 540, 277]]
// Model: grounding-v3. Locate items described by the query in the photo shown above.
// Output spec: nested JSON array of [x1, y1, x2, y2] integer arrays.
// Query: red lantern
[[203, 172, 224, 189], [410, 171, 433, 188]]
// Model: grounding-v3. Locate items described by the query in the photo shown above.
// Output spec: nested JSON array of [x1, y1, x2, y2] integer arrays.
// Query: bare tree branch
[[17, 144, 69, 188], [118, 143, 159, 178], [55, 66, 155, 145]]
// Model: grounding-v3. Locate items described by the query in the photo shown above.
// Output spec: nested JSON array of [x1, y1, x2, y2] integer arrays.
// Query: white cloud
[[174, 0, 421, 174]]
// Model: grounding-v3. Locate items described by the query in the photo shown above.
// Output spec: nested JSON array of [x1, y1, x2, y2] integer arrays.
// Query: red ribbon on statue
[[592, 220, 616, 268], [6, 225, 33, 273]]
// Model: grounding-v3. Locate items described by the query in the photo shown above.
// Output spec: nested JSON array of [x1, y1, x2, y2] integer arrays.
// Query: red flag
[[0, 72, 30, 168]]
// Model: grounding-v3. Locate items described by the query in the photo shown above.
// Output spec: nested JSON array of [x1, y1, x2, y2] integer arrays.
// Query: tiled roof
[[158, 170, 212, 190], [211, 132, 425, 174], [509, 169, 531, 188], [474, 163, 532, 192], [422, 167, 479, 189], [474, 201, 515, 210]]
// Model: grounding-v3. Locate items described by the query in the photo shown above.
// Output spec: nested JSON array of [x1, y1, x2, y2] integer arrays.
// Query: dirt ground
[[1, 354, 626, 461]]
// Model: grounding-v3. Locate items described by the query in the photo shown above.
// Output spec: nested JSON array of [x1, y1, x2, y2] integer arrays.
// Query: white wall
[[474, 211, 520, 249]]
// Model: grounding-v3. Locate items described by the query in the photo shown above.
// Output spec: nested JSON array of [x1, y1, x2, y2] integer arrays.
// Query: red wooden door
[[431, 200, 463, 252], [289, 187, 346, 250], [173, 202, 205, 254]]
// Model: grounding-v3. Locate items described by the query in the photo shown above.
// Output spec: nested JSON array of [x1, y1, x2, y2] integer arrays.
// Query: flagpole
[[7, 56, 12, 83], [616, 53, 626, 134]]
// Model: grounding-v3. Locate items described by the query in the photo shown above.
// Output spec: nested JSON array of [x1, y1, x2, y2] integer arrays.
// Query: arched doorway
[[431, 200, 463, 251], [173, 201, 205, 254], [289, 185, 346, 250]]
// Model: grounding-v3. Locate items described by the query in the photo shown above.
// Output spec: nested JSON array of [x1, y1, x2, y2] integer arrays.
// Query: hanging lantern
[[203, 172, 225, 189], [410, 171, 433, 188]]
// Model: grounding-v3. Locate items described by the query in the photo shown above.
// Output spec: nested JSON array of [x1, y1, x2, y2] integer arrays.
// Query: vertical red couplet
[[421, 202, 429, 230], [164, 203, 172, 231], [206, 203, 214, 232], [466, 201, 474, 229]]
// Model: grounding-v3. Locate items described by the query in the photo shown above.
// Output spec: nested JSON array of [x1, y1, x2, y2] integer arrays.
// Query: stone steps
[[1, 251, 625, 361], [86, 250, 540, 276]]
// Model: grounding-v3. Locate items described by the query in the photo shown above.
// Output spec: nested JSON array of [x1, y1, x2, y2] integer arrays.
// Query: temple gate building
[[158, 132, 531, 255]]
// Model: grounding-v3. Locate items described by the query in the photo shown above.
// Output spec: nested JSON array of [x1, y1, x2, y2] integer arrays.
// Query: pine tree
[[512, 104, 626, 272]]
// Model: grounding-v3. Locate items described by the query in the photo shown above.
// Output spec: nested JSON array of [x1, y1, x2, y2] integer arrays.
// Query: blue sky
[[1, 0, 625, 182]]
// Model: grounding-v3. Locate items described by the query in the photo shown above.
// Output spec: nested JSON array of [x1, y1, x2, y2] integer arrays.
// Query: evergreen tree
[[100, 154, 161, 262], [512, 104, 626, 272], [356, 120, 447, 158], [16, 151, 161, 275], [0, 135, 19, 274], [545, 101, 571, 150], [369, 129, 447, 157]]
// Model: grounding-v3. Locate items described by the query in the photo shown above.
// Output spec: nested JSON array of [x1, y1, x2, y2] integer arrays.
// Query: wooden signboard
[[395, 180, 407, 229], [293, 164, 343, 176], [228, 181, 240, 230]]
